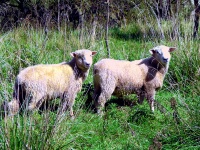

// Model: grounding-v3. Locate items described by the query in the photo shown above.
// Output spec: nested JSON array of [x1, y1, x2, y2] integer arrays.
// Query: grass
[[0, 23, 199, 149]]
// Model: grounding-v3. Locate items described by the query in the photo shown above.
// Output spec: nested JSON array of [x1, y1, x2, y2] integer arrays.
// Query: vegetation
[[0, 0, 200, 149]]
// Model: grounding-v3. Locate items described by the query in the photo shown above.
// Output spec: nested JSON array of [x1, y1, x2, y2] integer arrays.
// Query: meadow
[[0, 21, 199, 150]]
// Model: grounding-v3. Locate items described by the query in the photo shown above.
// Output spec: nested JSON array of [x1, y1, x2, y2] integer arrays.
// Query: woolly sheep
[[93, 45, 176, 114], [3, 49, 97, 118]]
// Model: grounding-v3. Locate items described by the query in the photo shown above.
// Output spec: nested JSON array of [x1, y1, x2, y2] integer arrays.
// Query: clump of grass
[[111, 23, 143, 41], [166, 40, 200, 93], [128, 108, 155, 125]]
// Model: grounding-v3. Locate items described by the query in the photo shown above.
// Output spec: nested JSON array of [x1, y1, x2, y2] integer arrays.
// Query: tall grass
[[0, 20, 199, 149]]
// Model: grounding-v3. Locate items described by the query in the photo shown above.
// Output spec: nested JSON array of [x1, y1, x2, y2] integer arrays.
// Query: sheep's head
[[71, 49, 97, 71], [149, 45, 176, 66]]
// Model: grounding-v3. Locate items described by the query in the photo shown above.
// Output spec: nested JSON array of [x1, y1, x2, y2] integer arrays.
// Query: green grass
[[0, 24, 199, 150]]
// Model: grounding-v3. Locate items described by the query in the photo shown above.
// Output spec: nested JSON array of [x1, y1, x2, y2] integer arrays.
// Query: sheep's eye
[[156, 50, 162, 55]]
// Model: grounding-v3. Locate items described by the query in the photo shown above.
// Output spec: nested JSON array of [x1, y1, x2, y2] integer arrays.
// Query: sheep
[[3, 49, 97, 118], [93, 45, 176, 114]]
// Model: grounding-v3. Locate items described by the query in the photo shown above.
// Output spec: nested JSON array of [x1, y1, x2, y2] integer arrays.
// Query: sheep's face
[[71, 49, 97, 71], [150, 45, 176, 66]]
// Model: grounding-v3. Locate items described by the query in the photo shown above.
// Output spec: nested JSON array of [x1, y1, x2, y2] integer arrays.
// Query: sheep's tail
[[93, 68, 101, 88], [13, 78, 24, 105]]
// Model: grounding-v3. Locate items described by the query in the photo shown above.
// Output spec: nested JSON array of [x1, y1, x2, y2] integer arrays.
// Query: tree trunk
[[91, 15, 98, 44], [57, 0, 60, 31], [147, 2, 165, 39], [105, 0, 110, 58], [166, 0, 171, 18], [78, 7, 84, 45], [157, 0, 163, 18], [193, 0, 200, 38]]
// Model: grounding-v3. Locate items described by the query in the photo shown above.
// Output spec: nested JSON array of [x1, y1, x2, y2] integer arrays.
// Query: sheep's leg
[[93, 74, 101, 113], [137, 86, 146, 105], [60, 91, 76, 118], [95, 92, 106, 115], [28, 94, 45, 111], [93, 84, 101, 112], [94, 73, 116, 115], [137, 92, 145, 105], [95, 88, 115, 115], [146, 90, 155, 112], [36, 98, 47, 110], [58, 103, 74, 119], [63, 99, 75, 118], [69, 104, 74, 118]]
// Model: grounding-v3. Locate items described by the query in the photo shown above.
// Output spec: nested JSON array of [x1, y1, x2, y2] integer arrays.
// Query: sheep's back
[[94, 59, 144, 95], [94, 59, 143, 79], [17, 64, 74, 93]]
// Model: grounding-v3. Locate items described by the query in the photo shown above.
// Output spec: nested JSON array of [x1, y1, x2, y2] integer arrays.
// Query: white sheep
[[4, 49, 97, 118], [93, 45, 176, 114]]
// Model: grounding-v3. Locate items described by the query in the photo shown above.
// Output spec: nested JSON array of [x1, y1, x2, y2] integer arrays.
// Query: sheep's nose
[[85, 62, 90, 67], [163, 58, 168, 62]]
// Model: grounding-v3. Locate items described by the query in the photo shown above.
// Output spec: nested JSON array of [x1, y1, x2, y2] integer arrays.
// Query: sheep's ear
[[91, 51, 97, 56], [169, 47, 176, 52], [149, 49, 156, 54], [70, 52, 76, 57]]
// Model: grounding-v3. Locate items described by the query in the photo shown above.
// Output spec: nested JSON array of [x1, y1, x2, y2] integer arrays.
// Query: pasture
[[0, 24, 199, 149]]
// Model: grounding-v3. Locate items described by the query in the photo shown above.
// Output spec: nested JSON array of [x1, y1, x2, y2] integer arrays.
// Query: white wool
[[93, 45, 176, 114], [5, 49, 97, 117]]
